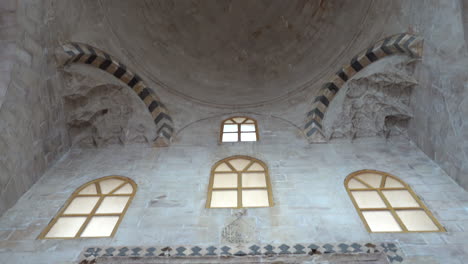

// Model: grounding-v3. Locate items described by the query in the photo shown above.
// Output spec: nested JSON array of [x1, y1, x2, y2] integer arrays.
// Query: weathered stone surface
[[62, 71, 157, 147], [327, 63, 417, 140]]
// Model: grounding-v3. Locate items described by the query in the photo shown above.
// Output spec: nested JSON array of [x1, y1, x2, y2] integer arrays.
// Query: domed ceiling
[[95, 0, 399, 107]]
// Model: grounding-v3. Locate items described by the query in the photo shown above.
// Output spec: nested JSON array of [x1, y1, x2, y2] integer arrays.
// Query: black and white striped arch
[[58, 43, 174, 145], [304, 33, 423, 143]]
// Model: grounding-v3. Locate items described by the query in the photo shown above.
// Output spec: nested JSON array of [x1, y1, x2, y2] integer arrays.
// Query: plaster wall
[[404, 0, 468, 190], [0, 0, 69, 215], [0, 117, 467, 264]]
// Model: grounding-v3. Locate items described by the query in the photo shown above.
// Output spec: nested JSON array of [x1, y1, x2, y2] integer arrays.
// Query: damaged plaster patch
[[221, 210, 257, 245], [325, 58, 418, 140]]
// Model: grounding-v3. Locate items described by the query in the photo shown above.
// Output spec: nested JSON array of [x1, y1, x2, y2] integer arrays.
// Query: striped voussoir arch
[[304, 33, 423, 143], [58, 43, 174, 146]]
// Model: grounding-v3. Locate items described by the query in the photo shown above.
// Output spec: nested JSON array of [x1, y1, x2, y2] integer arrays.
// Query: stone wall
[[402, 0, 468, 190], [0, 0, 69, 215], [0, 117, 466, 264]]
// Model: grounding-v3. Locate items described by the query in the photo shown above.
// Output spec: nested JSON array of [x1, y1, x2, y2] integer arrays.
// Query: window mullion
[[75, 193, 106, 238], [237, 171, 242, 208], [377, 189, 408, 232]]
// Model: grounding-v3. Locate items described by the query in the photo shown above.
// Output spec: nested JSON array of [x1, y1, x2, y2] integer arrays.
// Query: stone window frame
[[206, 156, 274, 209], [38, 176, 137, 239], [220, 116, 259, 143], [345, 169, 445, 233]]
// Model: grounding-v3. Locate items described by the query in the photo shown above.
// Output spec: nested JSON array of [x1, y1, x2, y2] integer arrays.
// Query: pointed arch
[[38, 176, 137, 239], [345, 170, 444, 233], [305, 33, 423, 143], [56, 43, 174, 146], [206, 156, 273, 208]]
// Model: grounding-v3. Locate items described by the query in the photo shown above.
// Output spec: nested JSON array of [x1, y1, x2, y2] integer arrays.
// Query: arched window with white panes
[[221, 116, 258, 142], [206, 156, 273, 208], [345, 170, 444, 233], [39, 176, 136, 239]]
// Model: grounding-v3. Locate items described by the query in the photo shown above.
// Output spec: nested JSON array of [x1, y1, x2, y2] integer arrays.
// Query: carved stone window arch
[[220, 116, 259, 142], [206, 156, 273, 208], [345, 170, 445, 233], [39, 176, 137, 239]]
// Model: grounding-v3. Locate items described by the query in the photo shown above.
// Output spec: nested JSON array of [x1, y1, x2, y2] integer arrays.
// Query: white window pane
[[247, 162, 264, 171], [242, 173, 267, 187], [80, 216, 119, 237], [244, 119, 254, 124], [228, 158, 251, 171], [348, 179, 369, 189], [224, 120, 234, 124], [113, 183, 133, 194], [210, 190, 237, 208], [99, 179, 124, 194], [384, 177, 404, 188], [356, 173, 382, 188], [242, 190, 269, 207], [382, 190, 419, 208], [96, 196, 130, 214], [79, 184, 97, 195], [223, 124, 238, 132], [362, 211, 402, 232], [222, 133, 238, 142], [63, 197, 99, 214], [351, 191, 386, 208], [232, 117, 246, 123], [241, 124, 256, 132], [214, 163, 232, 172], [396, 210, 439, 231], [240, 132, 257, 142], [45, 217, 87, 238], [213, 173, 238, 188]]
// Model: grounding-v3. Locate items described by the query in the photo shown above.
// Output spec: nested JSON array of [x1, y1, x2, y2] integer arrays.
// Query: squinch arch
[[304, 33, 423, 143], [56, 43, 174, 146]]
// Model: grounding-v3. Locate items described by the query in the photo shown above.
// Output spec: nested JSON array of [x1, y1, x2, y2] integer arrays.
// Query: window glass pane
[[356, 173, 382, 188], [384, 177, 404, 188], [214, 163, 232, 172], [362, 211, 402, 232], [223, 124, 238, 132], [348, 179, 369, 189], [396, 210, 439, 231], [241, 124, 256, 132], [79, 184, 97, 195], [224, 120, 234, 124], [45, 217, 87, 238], [247, 162, 264, 171], [240, 132, 257, 142], [99, 179, 124, 194], [96, 196, 130, 214], [222, 133, 238, 142], [63, 197, 99, 214], [228, 159, 251, 171], [113, 183, 133, 194], [232, 117, 246, 123], [242, 173, 267, 188], [351, 191, 386, 208], [244, 119, 254, 124], [80, 216, 119, 237], [242, 190, 269, 207], [213, 173, 238, 188], [382, 190, 419, 208], [210, 191, 237, 208]]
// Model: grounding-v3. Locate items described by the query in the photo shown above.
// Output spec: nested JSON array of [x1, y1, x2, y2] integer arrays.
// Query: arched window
[[220, 116, 258, 142], [345, 170, 444, 233], [206, 156, 273, 208], [39, 176, 137, 239]]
